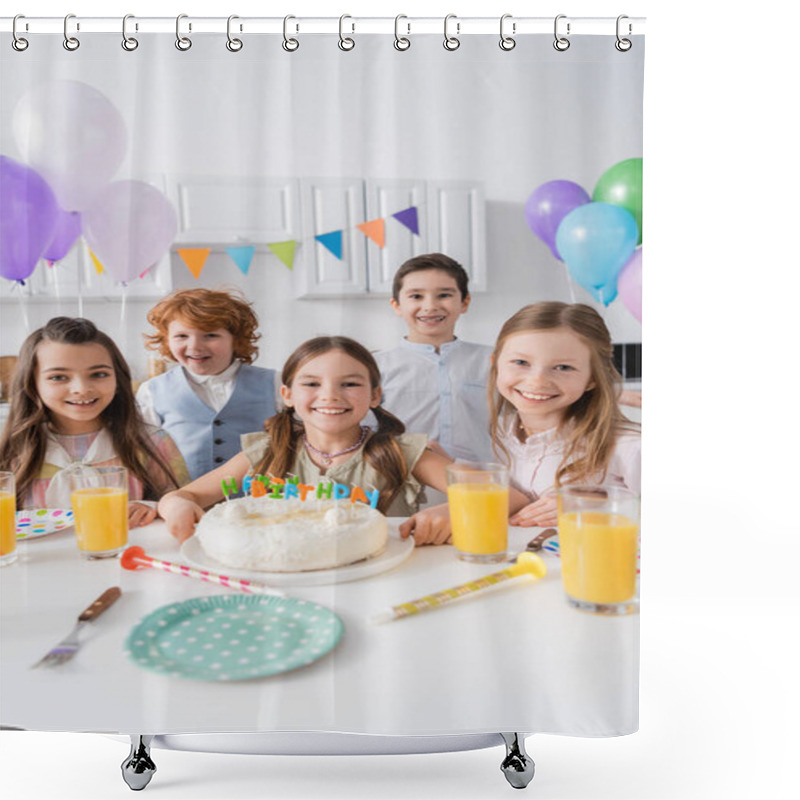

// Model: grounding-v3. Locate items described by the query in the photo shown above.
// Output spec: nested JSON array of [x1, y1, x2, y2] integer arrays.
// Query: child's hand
[[158, 494, 205, 543], [399, 503, 452, 546], [128, 502, 157, 529], [509, 496, 558, 528]]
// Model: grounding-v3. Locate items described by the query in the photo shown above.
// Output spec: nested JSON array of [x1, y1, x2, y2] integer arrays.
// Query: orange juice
[[71, 487, 128, 555], [0, 491, 16, 560], [559, 511, 638, 604], [447, 483, 509, 556]]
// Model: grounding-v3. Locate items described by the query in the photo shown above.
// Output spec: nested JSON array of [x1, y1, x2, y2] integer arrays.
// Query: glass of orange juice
[[0, 471, 17, 567], [446, 461, 510, 563], [557, 485, 640, 615], [70, 466, 129, 559]]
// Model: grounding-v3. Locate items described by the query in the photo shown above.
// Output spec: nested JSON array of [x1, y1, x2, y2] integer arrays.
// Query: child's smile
[[34, 341, 117, 434], [391, 269, 470, 346], [167, 319, 235, 376], [281, 349, 381, 452], [496, 328, 595, 434]]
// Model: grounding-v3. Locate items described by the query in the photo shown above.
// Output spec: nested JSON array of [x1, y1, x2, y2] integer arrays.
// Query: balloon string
[[566, 272, 576, 303], [119, 282, 128, 353], [76, 248, 84, 318], [16, 282, 30, 333]]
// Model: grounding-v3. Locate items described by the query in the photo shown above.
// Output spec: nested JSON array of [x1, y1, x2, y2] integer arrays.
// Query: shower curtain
[[0, 18, 644, 741]]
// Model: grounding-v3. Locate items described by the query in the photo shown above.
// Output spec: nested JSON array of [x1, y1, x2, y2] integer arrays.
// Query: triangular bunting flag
[[392, 206, 419, 236], [268, 241, 298, 270], [315, 231, 344, 260], [357, 218, 386, 249], [88, 249, 105, 275], [226, 245, 256, 276], [178, 248, 211, 279]]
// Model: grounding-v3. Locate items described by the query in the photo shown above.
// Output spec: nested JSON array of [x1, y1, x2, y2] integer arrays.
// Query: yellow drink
[[559, 511, 638, 604], [71, 487, 128, 555], [447, 483, 509, 557], [0, 491, 16, 561]]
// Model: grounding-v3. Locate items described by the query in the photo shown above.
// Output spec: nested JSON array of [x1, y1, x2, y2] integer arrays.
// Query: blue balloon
[[555, 202, 639, 306]]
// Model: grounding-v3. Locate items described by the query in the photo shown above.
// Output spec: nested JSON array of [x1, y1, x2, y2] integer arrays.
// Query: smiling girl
[[489, 302, 640, 528], [158, 336, 513, 545], [0, 317, 188, 527]]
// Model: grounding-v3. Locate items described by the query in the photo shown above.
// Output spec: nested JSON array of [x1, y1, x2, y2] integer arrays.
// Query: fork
[[32, 586, 122, 668]]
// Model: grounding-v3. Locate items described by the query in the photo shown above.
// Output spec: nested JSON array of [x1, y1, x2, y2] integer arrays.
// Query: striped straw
[[120, 546, 284, 596]]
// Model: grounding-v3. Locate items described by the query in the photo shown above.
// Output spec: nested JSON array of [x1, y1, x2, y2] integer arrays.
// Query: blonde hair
[[255, 337, 408, 515], [488, 302, 638, 487]]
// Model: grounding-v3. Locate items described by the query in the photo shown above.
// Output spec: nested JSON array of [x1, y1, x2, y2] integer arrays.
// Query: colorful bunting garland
[[173, 206, 420, 279]]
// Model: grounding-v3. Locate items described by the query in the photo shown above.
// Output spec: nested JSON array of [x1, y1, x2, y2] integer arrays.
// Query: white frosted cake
[[195, 497, 388, 572]]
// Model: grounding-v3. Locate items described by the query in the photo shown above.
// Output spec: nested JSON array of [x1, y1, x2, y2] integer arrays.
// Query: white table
[[0, 521, 638, 737]]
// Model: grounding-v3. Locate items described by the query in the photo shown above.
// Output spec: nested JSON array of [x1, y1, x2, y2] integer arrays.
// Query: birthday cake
[[195, 496, 388, 573]]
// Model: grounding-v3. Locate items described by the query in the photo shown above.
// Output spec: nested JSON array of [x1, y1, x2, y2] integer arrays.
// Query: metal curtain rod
[[1, 15, 646, 36]]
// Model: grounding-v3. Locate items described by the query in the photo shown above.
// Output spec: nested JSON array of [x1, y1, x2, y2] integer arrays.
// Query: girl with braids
[[489, 302, 641, 529], [0, 317, 189, 528], [159, 336, 478, 545]]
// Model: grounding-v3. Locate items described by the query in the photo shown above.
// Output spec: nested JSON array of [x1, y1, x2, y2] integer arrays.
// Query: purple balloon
[[0, 155, 59, 282], [43, 207, 82, 261], [618, 247, 642, 323], [525, 180, 591, 260], [83, 180, 177, 283]]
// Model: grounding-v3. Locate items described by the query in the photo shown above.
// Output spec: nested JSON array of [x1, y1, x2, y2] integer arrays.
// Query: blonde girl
[[0, 317, 189, 527], [159, 336, 483, 545], [489, 302, 640, 528]]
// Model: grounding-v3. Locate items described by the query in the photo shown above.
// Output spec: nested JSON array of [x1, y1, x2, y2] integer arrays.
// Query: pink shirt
[[496, 412, 641, 500]]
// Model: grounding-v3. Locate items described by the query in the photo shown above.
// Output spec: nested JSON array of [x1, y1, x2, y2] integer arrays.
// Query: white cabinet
[[168, 175, 301, 246], [296, 178, 486, 298], [292, 178, 367, 298]]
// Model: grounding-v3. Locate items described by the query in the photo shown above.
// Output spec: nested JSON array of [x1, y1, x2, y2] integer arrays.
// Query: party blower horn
[[370, 551, 547, 624], [120, 546, 284, 597]]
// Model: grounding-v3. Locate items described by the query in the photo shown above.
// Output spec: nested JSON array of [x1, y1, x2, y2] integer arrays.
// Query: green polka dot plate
[[125, 595, 344, 681]]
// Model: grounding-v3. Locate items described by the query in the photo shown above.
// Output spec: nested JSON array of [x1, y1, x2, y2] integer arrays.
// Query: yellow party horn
[[369, 552, 547, 624]]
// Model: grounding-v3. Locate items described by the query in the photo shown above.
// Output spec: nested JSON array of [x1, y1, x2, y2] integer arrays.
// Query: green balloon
[[593, 158, 643, 245]]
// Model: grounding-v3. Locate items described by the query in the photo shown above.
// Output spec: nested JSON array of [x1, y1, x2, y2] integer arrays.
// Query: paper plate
[[16, 508, 74, 540], [125, 594, 343, 682], [180, 523, 415, 587]]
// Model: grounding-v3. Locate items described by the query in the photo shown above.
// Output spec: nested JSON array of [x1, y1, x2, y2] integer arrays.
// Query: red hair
[[144, 287, 260, 363]]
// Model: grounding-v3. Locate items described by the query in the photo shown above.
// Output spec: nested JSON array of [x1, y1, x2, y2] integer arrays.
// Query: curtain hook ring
[[282, 15, 299, 52], [175, 14, 192, 51], [122, 14, 139, 51], [553, 14, 570, 52], [394, 14, 410, 51], [12, 14, 29, 51], [338, 14, 355, 51], [615, 15, 632, 51], [443, 13, 460, 51], [63, 13, 80, 51], [499, 13, 516, 51], [226, 15, 243, 51]]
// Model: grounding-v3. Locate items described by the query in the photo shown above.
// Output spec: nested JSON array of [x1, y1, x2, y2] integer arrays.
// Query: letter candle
[[219, 476, 380, 508], [120, 546, 285, 596], [369, 552, 547, 624]]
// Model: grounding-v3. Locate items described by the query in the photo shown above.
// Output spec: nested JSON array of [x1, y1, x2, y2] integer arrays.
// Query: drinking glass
[[446, 461, 510, 563], [0, 471, 17, 567], [557, 485, 640, 615], [70, 466, 129, 559]]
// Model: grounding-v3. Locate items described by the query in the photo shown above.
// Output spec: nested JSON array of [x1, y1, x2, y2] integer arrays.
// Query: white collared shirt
[[137, 360, 243, 424], [375, 337, 494, 462]]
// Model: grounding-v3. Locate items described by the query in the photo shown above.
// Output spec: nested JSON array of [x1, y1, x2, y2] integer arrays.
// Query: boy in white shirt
[[375, 253, 494, 462]]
